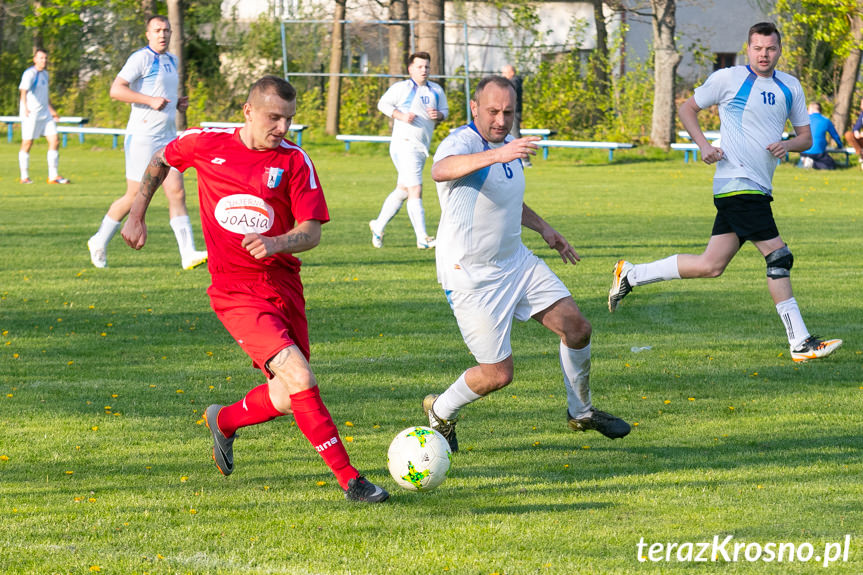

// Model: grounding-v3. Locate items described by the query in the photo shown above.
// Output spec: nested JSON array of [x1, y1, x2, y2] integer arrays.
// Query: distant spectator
[[843, 99, 863, 170], [501, 64, 530, 167], [800, 102, 841, 170]]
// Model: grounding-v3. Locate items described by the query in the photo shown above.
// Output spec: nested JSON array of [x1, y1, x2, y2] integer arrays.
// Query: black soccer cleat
[[568, 409, 631, 439], [344, 475, 390, 503], [422, 394, 459, 452], [204, 404, 236, 476]]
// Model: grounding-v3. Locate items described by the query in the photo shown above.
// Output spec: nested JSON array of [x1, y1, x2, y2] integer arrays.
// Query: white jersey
[[19, 67, 50, 119], [433, 124, 531, 291], [378, 78, 448, 154], [694, 65, 808, 194], [117, 46, 179, 138]]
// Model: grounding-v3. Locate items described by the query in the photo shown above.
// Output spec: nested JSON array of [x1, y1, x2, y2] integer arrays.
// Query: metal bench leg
[[608, 150, 614, 162], [62, 133, 68, 147], [6, 122, 12, 144], [543, 146, 549, 160]]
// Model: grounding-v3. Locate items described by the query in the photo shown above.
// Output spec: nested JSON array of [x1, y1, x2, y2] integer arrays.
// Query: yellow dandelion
[[180, 476, 188, 482], [149, 384, 156, 388], [344, 421, 354, 427], [6, 394, 12, 398], [206, 351, 213, 356], [88, 498, 96, 503], [729, 406, 735, 411], [65, 470, 74, 475], [91, 426, 98, 431], [104, 406, 111, 410], [74, 496, 83, 502], [195, 419, 205, 425], [564, 464, 569, 469], [111, 394, 118, 398], [100, 333, 107, 337], [345, 436, 354, 442], [373, 424, 380, 429], [176, 389, 184, 394], [0, 455, 9, 461], [664, 399, 671, 404], [263, 485, 270, 491], [89, 566, 101, 572], [316, 481, 326, 486], [688, 397, 695, 401], [12, 354, 18, 359], [189, 508, 197, 514], [582, 445, 590, 450], [67, 361, 74, 366], [208, 385, 214, 390], [533, 441, 541, 447]]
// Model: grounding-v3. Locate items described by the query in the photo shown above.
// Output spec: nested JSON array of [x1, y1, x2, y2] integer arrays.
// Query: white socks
[[776, 297, 809, 349], [47, 149, 59, 179], [170, 215, 199, 257], [629, 255, 681, 286], [19, 151, 29, 180], [433, 371, 482, 421], [559, 341, 593, 419], [91, 215, 122, 248], [406, 197, 428, 242], [373, 188, 408, 233]]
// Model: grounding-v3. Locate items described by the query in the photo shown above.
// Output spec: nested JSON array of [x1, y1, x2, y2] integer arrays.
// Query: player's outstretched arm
[[522, 203, 580, 265], [242, 219, 322, 260], [432, 137, 540, 182], [121, 148, 172, 250]]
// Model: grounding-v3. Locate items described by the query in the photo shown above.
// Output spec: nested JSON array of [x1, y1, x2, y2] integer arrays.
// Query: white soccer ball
[[387, 426, 452, 491]]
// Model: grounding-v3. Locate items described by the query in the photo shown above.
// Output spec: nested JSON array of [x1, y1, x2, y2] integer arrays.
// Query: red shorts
[[208, 269, 309, 378]]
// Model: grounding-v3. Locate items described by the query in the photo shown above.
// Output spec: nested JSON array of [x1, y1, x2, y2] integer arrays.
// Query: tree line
[[2, 1, 861, 145]]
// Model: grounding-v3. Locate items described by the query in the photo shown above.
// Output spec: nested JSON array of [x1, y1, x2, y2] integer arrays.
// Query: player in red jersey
[[121, 75, 389, 503]]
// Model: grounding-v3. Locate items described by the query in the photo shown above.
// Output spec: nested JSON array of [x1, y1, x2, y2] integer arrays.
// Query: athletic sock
[[47, 149, 59, 179], [19, 151, 29, 180], [290, 386, 358, 490], [433, 371, 482, 421], [629, 255, 681, 286], [559, 341, 593, 419], [216, 383, 284, 438], [776, 297, 810, 349], [374, 188, 408, 233], [406, 197, 428, 242], [169, 215, 198, 257], [91, 215, 122, 248]]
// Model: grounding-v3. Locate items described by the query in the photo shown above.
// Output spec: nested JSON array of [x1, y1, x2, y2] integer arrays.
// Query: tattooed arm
[[121, 148, 172, 250], [241, 219, 322, 260]]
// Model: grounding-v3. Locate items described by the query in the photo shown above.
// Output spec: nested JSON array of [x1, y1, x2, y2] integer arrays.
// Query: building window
[[714, 53, 736, 70]]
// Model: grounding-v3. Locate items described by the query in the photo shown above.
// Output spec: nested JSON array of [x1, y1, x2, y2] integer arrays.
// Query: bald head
[[501, 65, 516, 79]]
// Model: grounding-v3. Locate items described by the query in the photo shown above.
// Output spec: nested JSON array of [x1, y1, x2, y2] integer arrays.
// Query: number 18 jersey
[[694, 65, 808, 194]]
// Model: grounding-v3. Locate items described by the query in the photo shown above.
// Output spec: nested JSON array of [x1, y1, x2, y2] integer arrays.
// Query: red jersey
[[165, 127, 329, 275]]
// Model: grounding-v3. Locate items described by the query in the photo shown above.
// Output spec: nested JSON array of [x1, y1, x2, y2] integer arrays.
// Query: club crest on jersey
[[214, 194, 275, 234], [266, 167, 284, 188]]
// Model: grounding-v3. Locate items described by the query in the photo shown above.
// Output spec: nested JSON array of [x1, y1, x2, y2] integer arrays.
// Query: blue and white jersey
[[433, 123, 531, 291], [378, 78, 448, 154], [18, 67, 50, 119], [118, 46, 179, 138], [694, 65, 808, 195]]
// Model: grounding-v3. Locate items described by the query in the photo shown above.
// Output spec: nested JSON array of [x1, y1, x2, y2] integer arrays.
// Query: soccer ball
[[387, 426, 452, 491]]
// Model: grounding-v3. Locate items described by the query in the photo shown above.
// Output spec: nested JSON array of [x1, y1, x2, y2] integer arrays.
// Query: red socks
[[216, 383, 283, 438], [290, 386, 359, 490]]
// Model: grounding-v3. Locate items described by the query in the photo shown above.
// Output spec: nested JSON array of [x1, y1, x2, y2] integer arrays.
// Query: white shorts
[[124, 132, 177, 182], [446, 255, 571, 364], [390, 143, 427, 187], [21, 115, 57, 141]]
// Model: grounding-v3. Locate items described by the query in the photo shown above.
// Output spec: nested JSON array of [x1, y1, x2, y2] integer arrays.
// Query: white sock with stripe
[[776, 297, 809, 349], [629, 255, 681, 286]]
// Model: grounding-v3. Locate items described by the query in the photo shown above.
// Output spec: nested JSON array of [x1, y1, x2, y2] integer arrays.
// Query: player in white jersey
[[421, 76, 630, 452], [87, 15, 206, 270], [608, 22, 842, 363], [18, 49, 69, 185], [369, 52, 448, 249]]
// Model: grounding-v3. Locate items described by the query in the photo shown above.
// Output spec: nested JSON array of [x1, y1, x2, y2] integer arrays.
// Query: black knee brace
[[765, 245, 793, 279]]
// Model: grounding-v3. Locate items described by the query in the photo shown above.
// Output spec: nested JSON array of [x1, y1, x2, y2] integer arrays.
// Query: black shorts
[[711, 193, 780, 243]]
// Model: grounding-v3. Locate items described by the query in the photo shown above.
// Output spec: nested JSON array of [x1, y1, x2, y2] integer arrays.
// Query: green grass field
[[0, 139, 860, 574]]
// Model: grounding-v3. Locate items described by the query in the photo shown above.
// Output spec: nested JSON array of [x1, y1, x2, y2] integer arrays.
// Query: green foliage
[[334, 74, 390, 135], [772, 0, 863, 101]]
